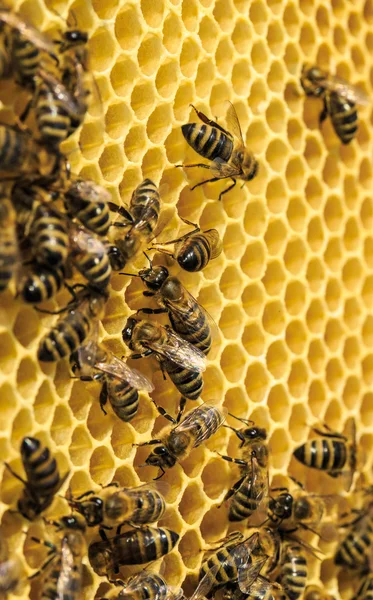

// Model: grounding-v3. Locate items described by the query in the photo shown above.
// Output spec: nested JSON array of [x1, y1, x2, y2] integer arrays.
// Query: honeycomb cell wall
[[1, 0, 373, 599]]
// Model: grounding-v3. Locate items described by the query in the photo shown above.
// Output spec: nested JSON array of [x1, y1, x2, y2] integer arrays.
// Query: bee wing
[[95, 354, 154, 392], [210, 156, 242, 179], [0, 10, 56, 54], [72, 180, 111, 204], [70, 226, 106, 255], [190, 565, 219, 600], [148, 328, 207, 373], [38, 68, 79, 114], [229, 532, 259, 568], [57, 538, 82, 600], [225, 102, 245, 144], [237, 557, 268, 594], [324, 75, 370, 106], [167, 286, 219, 344], [123, 571, 168, 600], [174, 403, 227, 448]]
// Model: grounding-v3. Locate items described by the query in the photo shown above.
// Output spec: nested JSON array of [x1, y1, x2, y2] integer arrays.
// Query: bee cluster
[[0, 3, 371, 600]]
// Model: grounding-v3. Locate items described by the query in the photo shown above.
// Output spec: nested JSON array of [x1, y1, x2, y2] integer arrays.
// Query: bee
[[30, 203, 69, 268], [124, 255, 214, 355], [69, 225, 112, 290], [304, 585, 336, 600], [150, 218, 222, 273], [67, 481, 168, 528], [293, 419, 357, 491], [4, 436, 69, 521], [334, 501, 373, 571], [122, 316, 206, 401], [110, 178, 161, 269], [37, 286, 107, 362], [278, 543, 308, 600], [70, 338, 154, 422], [0, 531, 22, 595], [0, 124, 38, 173], [300, 64, 370, 145], [100, 571, 174, 600], [64, 178, 111, 236], [0, 194, 18, 292], [17, 263, 65, 304], [217, 416, 269, 522], [88, 526, 179, 575], [353, 573, 373, 600], [136, 401, 227, 479], [176, 102, 259, 201], [29, 515, 86, 599]]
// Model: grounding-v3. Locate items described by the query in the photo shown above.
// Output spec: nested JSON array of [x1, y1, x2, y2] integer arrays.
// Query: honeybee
[[0, 124, 39, 173], [109, 178, 161, 270], [218, 416, 269, 522], [334, 500, 373, 571], [71, 338, 154, 422], [100, 571, 176, 600], [122, 316, 206, 401], [124, 255, 214, 355], [64, 178, 112, 236], [0, 194, 18, 292], [177, 102, 259, 201], [304, 585, 336, 600], [136, 402, 227, 479], [30, 203, 69, 268], [300, 64, 370, 144], [37, 286, 108, 362], [69, 225, 112, 290], [0, 530, 22, 595], [150, 218, 222, 273], [89, 526, 179, 575], [17, 262, 65, 304], [4, 436, 69, 521], [293, 419, 357, 491], [29, 514, 86, 599], [67, 481, 168, 528], [278, 543, 308, 600]]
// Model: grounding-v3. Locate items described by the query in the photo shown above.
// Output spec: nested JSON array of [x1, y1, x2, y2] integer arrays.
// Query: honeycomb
[[1, 0, 373, 598]]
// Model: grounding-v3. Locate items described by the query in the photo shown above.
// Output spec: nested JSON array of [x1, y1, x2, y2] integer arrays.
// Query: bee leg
[[190, 177, 221, 192], [312, 426, 347, 441], [216, 452, 248, 468], [189, 104, 233, 138], [223, 425, 247, 448], [108, 202, 133, 222], [28, 553, 57, 580], [18, 98, 33, 124], [154, 467, 166, 480], [136, 307, 167, 315], [176, 396, 187, 423], [99, 381, 108, 415], [129, 350, 154, 359], [221, 476, 246, 504], [151, 399, 177, 424], [289, 476, 305, 489], [218, 179, 237, 202], [133, 439, 162, 447], [175, 162, 211, 170], [319, 101, 328, 126], [3, 462, 27, 485], [99, 528, 111, 542]]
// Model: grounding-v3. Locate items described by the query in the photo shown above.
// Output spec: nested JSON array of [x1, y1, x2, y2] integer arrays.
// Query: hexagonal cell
[[342, 257, 364, 293], [289, 403, 309, 443], [251, 39, 270, 74], [240, 241, 266, 279], [69, 426, 93, 467], [241, 283, 265, 318], [105, 102, 132, 141], [155, 60, 179, 99], [343, 336, 361, 370], [242, 323, 265, 358], [179, 482, 207, 525], [98, 144, 125, 182], [223, 387, 249, 421], [88, 27, 117, 71], [87, 398, 115, 441], [90, 445, 115, 485], [285, 320, 307, 356], [33, 379, 55, 425], [362, 392, 373, 427], [180, 37, 201, 78], [324, 238, 343, 272], [305, 175, 323, 211], [202, 457, 230, 500], [115, 4, 143, 50], [220, 266, 245, 300], [195, 59, 216, 99], [308, 339, 327, 376], [285, 156, 306, 191], [267, 59, 286, 92], [267, 20, 285, 55], [12, 307, 39, 349], [262, 260, 286, 296], [212, 0, 234, 32], [131, 81, 156, 120], [162, 11, 183, 54], [110, 56, 138, 98], [11, 407, 34, 447], [326, 358, 344, 393], [232, 60, 251, 96], [269, 428, 290, 469], [262, 299, 286, 336], [265, 139, 289, 173], [16, 356, 38, 399], [249, 0, 268, 34], [308, 379, 327, 419], [267, 384, 290, 423], [324, 319, 344, 353], [0, 382, 18, 432], [342, 376, 361, 411], [79, 121, 104, 160], [219, 304, 245, 341], [306, 257, 325, 292], [287, 118, 303, 151], [200, 503, 227, 543], [288, 360, 309, 400], [220, 344, 246, 384], [232, 20, 251, 54], [284, 280, 306, 317], [179, 529, 202, 569], [266, 340, 290, 380], [344, 296, 363, 331], [146, 104, 173, 145], [248, 79, 268, 115], [245, 362, 269, 403], [324, 400, 343, 432], [51, 404, 73, 446]]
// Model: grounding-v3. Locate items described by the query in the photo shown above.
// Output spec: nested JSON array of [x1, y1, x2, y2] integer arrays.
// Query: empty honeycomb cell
[[269, 428, 290, 469], [224, 386, 249, 419], [325, 319, 344, 352], [162, 554, 184, 588], [88, 27, 117, 72], [324, 399, 343, 431], [299, 22, 316, 55], [179, 483, 207, 525], [138, 34, 164, 76], [351, 45, 366, 72], [155, 60, 179, 99], [198, 16, 219, 55], [342, 257, 364, 292], [12, 307, 39, 348], [324, 238, 343, 272], [231, 19, 251, 55], [111, 420, 136, 460], [33, 379, 55, 425], [220, 344, 246, 384], [182, 0, 199, 32], [69, 426, 93, 466], [245, 362, 270, 403], [173, 81, 195, 120], [284, 239, 307, 275], [287, 200, 305, 235], [202, 365, 225, 400], [241, 283, 265, 318], [87, 396, 119, 441], [162, 11, 183, 54], [316, 4, 330, 34], [146, 105, 174, 145], [200, 503, 228, 543], [285, 156, 306, 191], [115, 4, 143, 49], [51, 404, 73, 445], [306, 298, 326, 335], [343, 375, 361, 411], [242, 323, 265, 357], [142, 147, 166, 179], [325, 278, 343, 312], [344, 296, 363, 330], [79, 121, 104, 160], [195, 59, 215, 98], [212, 0, 234, 32], [286, 320, 307, 355], [180, 37, 201, 78], [326, 357, 344, 393], [284, 43, 300, 75], [0, 331, 17, 375], [249, 0, 268, 34], [105, 102, 132, 140], [68, 380, 96, 422], [334, 25, 347, 53], [361, 196, 373, 229], [99, 144, 125, 181], [343, 336, 361, 369], [220, 265, 244, 300], [266, 340, 290, 379], [266, 99, 286, 134], [90, 445, 115, 485], [307, 216, 324, 252], [0, 383, 17, 432], [232, 60, 251, 96], [267, 384, 290, 423], [359, 156, 373, 187], [308, 379, 327, 418], [110, 57, 138, 97], [262, 299, 286, 336], [267, 21, 285, 56], [251, 40, 270, 74], [264, 219, 287, 254], [202, 457, 230, 500], [243, 201, 266, 238], [361, 392, 373, 426], [363, 353, 373, 386], [91, 0, 118, 18], [182, 446, 208, 478], [179, 529, 202, 569], [288, 359, 309, 399], [223, 223, 246, 261], [262, 260, 286, 296], [246, 121, 271, 155], [287, 118, 303, 151], [289, 403, 309, 443], [308, 339, 327, 375], [284, 280, 306, 316], [11, 407, 33, 447], [363, 315, 373, 348], [219, 304, 245, 340], [248, 79, 268, 115], [240, 241, 266, 279], [131, 81, 156, 120], [16, 356, 38, 400], [267, 59, 286, 92], [304, 136, 323, 169], [305, 175, 324, 210]]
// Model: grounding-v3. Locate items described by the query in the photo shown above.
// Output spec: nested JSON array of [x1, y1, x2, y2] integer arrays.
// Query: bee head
[[146, 445, 175, 469], [122, 317, 137, 344], [242, 153, 259, 181], [301, 64, 327, 97], [88, 541, 113, 576], [243, 426, 267, 441], [21, 436, 40, 457], [63, 29, 88, 46], [140, 264, 169, 292], [270, 492, 293, 520], [75, 496, 104, 527], [293, 496, 312, 521]]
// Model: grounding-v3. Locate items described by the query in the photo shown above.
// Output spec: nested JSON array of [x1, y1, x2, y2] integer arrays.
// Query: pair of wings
[[56, 536, 83, 600], [162, 283, 218, 342], [322, 74, 370, 106], [70, 225, 108, 256], [78, 339, 154, 393], [66, 179, 111, 205], [173, 402, 227, 449]]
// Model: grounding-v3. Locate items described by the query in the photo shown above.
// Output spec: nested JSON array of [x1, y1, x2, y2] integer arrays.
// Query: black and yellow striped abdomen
[[38, 306, 92, 362], [106, 377, 139, 422], [130, 178, 160, 235], [168, 302, 211, 355], [326, 91, 358, 145], [108, 527, 178, 566], [35, 81, 71, 148], [182, 123, 233, 162], [19, 264, 64, 304], [228, 474, 263, 522], [125, 573, 168, 600], [0, 198, 17, 292], [105, 487, 166, 525], [31, 204, 69, 268], [293, 437, 347, 473], [280, 545, 307, 600], [0, 125, 29, 171], [175, 229, 222, 272], [21, 437, 61, 499], [335, 517, 373, 570], [355, 573, 373, 600], [12, 32, 40, 87], [70, 246, 112, 289], [64, 188, 111, 236], [162, 358, 203, 400], [200, 544, 243, 594]]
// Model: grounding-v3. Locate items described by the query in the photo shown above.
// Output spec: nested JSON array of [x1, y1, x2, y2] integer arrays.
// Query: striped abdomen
[[355, 573, 373, 600], [125, 573, 168, 600], [31, 204, 68, 268], [12, 32, 40, 86], [0, 198, 17, 291], [64, 188, 111, 236], [327, 91, 358, 144], [41, 556, 61, 600], [200, 547, 240, 593], [162, 358, 203, 400], [19, 265, 64, 304], [182, 123, 233, 162], [176, 229, 222, 272], [106, 488, 166, 525], [35, 81, 71, 147], [335, 519, 373, 569], [0, 126, 28, 171], [38, 304, 92, 362], [228, 473, 266, 522], [169, 304, 211, 355], [113, 527, 179, 565], [106, 377, 139, 422], [21, 437, 62, 499], [280, 545, 307, 600], [70, 246, 112, 289], [293, 437, 347, 473], [130, 178, 160, 235]]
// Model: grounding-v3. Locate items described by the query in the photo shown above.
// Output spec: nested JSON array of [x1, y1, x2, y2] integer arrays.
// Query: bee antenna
[[119, 271, 140, 278], [143, 251, 152, 266]]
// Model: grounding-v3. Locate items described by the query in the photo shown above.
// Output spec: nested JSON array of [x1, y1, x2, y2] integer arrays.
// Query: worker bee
[[334, 499, 373, 571], [122, 316, 206, 401], [88, 526, 179, 575], [4, 436, 69, 521], [293, 419, 357, 491], [217, 416, 269, 522], [136, 401, 227, 479], [0, 194, 18, 292], [70, 338, 154, 422], [17, 263, 65, 304], [0, 124, 39, 173], [64, 178, 111, 236], [0, 530, 22, 595], [37, 286, 108, 362], [304, 585, 336, 600], [69, 225, 112, 290], [67, 480, 168, 528], [30, 203, 69, 268], [300, 64, 370, 144], [109, 178, 161, 270], [177, 102, 259, 201], [124, 255, 214, 355], [100, 571, 176, 600], [278, 543, 308, 600], [223, 576, 276, 600], [29, 514, 86, 599]]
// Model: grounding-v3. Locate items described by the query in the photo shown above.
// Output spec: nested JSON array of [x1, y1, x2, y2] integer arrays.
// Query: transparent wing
[[210, 156, 242, 178], [38, 68, 80, 114], [229, 532, 260, 568], [71, 180, 111, 204], [237, 556, 268, 594], [77, 331, 101, 378], [166, 286, 219, 344], [325, 75, 370, 106], [190, 565, 219, 600], [57, 539, 81, 600], [174, 403, 227, 448], [124, 571, 168, 599], [244, 575, 273, 598], [225, 102, 245, 144], [70, 225, 106, 255], [95, 354, 154, 392], [148, 328, 207, 373], [0, 11, 56, 54]]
